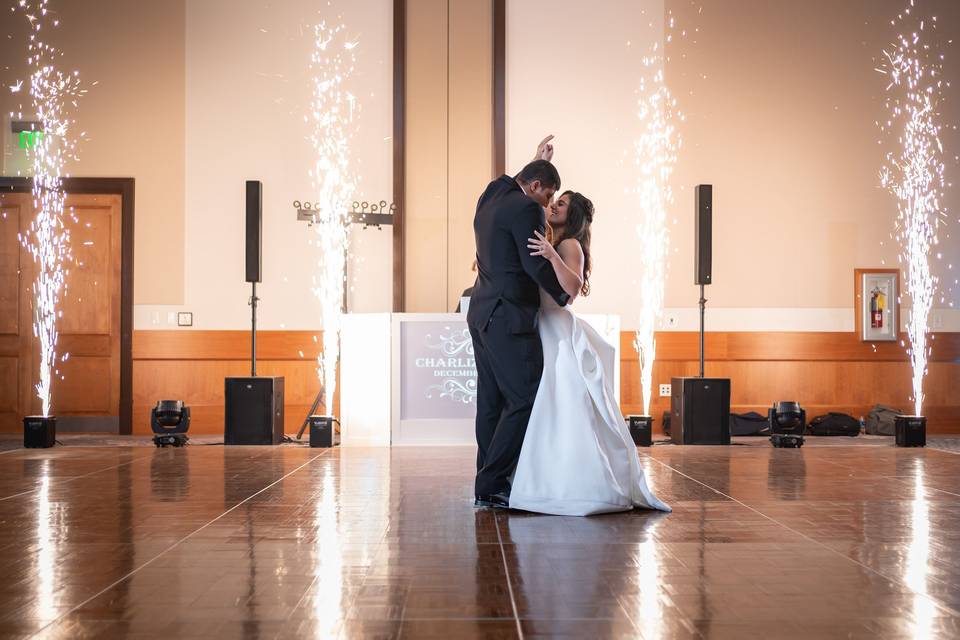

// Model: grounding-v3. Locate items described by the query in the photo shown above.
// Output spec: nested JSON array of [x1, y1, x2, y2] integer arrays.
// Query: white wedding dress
[[509, 289, 671, 516]]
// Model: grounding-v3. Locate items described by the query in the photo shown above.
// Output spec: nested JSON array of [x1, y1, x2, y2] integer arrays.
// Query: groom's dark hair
[[515, 160, 561, 190]]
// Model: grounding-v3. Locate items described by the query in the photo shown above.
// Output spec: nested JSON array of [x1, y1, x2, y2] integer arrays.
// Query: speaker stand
[[249, 281, 259, 377], [698, 283, 706, 378]]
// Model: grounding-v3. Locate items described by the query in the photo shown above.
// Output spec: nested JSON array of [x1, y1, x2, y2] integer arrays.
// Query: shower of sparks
[[878, 0, 948, 417], [632, 17, 684, 417], [14, 0, 84, 416], [308, 20, 357, 412]]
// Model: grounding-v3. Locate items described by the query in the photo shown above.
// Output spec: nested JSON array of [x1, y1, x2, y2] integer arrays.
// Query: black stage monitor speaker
[[695, 184, 712, 286], [225, 376, 284, 445], [24, 416, 56, 448], [671, 377, 730, 445], [245, 180, 262, 283]]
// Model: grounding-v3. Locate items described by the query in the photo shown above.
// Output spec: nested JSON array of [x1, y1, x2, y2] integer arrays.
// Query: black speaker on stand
[[225, 180, 285, 445], [695, 184, 712, 379], [245, 179, 262, 376], [672, 184, 731, 445]]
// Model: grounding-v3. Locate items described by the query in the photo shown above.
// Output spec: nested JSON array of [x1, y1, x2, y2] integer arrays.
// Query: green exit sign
[[18, 131, 43, 149]]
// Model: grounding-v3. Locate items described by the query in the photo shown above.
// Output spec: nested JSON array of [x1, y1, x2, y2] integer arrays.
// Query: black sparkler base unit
[[895, 415, 926, 447], [308, 415, 339, 448], [671, 377, 730, 445], [224, 377, 285, 445], [24, 415, 56, 449], [626, 415, 653, 447]]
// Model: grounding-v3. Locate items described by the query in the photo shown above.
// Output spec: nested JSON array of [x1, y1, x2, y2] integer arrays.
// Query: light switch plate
[[177, 312, 193, 327], [659, 384, 672, 397]]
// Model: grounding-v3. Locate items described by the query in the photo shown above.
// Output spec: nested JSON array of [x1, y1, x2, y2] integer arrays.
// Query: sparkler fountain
[[14, 0, 84, 445], [878, 1, 948, 435], [308, 20, 357, 424], [631, 26, 683, 432]]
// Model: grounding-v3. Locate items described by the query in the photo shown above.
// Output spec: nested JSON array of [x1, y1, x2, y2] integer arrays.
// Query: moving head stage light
[[151, 400, 191, 447], [768, 401, 805, 448]]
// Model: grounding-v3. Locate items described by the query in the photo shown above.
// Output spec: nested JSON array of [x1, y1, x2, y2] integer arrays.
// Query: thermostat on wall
[[177, 312, 193, 327]]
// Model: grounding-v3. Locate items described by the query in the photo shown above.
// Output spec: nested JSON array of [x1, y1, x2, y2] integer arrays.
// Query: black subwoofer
[[224, 377, 285, 445], [671, 377, 730, 445]]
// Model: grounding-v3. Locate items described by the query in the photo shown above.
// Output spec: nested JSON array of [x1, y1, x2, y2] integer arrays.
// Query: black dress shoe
[[474, 492, 510, 509]]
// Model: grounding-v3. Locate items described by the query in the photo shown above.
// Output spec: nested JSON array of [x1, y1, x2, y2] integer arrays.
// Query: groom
[[467, 137, 571, 508]]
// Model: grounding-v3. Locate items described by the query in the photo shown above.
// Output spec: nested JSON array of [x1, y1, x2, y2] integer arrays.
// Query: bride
[[509, 190, 671, 516]]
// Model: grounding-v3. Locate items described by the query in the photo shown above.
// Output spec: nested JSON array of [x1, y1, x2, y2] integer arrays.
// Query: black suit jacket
[[467, 175, 570, 334]]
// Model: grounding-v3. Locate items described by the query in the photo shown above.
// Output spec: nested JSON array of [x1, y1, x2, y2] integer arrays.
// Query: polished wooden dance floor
[[1, 443, 959, 639]]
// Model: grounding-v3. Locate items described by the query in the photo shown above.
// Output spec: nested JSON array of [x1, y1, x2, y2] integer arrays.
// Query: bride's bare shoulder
[[556, 238, 584, 259]]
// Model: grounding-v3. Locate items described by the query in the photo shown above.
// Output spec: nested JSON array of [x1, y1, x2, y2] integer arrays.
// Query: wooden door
[[0, 191, 122, 432], [0, 193, 24, 432]]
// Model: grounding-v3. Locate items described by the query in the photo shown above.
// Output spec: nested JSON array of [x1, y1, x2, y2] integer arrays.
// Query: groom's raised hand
[[533, 134, 555, 162]]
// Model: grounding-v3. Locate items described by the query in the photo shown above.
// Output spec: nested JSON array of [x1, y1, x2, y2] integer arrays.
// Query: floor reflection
[[150, 448, 191, 501], [501, 508, 669, 637], [35, 463, 56, 626], [1, 444, 959, 638], [767, 449, 807, 501], [906, 461, 935, 639]]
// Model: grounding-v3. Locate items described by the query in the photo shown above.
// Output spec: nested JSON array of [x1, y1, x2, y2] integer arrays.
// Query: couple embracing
[[467, 136, 671, 517]]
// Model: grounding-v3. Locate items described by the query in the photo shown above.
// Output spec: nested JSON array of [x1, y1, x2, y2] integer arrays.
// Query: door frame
[[0, 177, 134, 434]]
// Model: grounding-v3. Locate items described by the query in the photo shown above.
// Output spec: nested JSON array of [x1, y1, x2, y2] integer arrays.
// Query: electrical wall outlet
[[659, 384, 672, 397]]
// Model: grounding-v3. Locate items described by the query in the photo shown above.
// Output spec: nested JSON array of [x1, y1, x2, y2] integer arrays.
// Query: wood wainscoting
[[133, 331, 336, 436], [619, 331, 960, 434], [133, 330, 960, 436]]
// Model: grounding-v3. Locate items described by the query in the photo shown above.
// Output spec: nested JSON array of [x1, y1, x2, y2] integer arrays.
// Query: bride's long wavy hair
[[548, 190, 593, 297]]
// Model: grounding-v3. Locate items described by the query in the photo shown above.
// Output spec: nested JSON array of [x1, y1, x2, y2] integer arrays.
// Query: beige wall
[[1, 0, 492, 321], [665, 0, 960, 314], [174, 0, 393, 330], [405, 0, 493, 312], [507, 0, 960, 331], [2, 0, 394, 330], [507, 0, 664, 328], [4, 1, 957, 330], [0, 0, 186, 306]]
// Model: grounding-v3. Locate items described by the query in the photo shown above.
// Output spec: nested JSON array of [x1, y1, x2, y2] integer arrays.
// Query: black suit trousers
[[469, 305, 544, 497]]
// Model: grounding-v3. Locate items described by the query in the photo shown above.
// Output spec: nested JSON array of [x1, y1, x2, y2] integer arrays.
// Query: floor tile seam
[[0, 447, 284, 502], [645, 455, 960, 619], [27, 448, 333, 639], [262, 449, 393, 626], [494, 513, 525, 640], [879, 476, 960, 500], [812, 456, 960, 500], [391, 615, 634, 622], [926, 446, 960, 456], [0, 451, 158, 502]]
